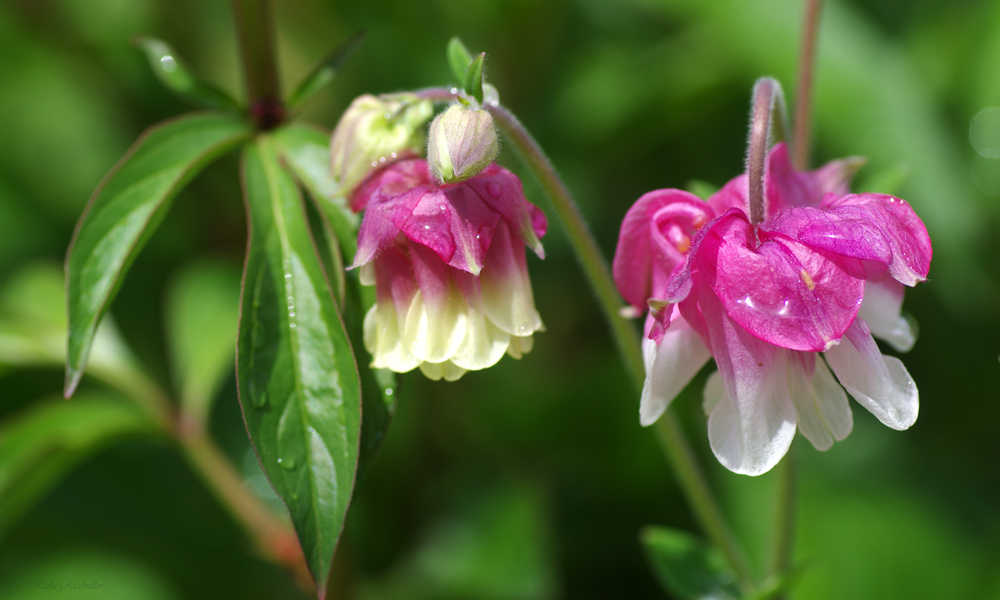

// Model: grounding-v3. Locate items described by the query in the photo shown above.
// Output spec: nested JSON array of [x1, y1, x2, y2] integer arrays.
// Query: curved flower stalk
[[349, 158, 546, 381], [614, 142, 932, 475]]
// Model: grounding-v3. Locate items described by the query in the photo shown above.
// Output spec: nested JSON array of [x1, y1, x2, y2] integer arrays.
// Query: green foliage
[[0, 394, 157, 540], [465, 52, 486, 105], [237, 136, 361, 592], [134, 37, 242, 111], [64, 113, 252, 397], [286, 31, 367, 110], [641, 526, 740, 600], [165, 261, 242, 422], [447, 37, 475, 85], [359, 484, 558, 600]]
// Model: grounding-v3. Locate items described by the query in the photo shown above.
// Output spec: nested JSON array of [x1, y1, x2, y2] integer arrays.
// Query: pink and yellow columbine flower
[[613, 142, 932, 475], [350, 158, 546, 381]]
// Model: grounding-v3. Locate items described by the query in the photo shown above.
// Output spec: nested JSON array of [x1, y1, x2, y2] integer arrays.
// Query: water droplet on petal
[[485, 182, 502, 198]]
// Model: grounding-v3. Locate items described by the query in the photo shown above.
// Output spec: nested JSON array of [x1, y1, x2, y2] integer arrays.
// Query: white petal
[[403, 288, 468, 363], [702, 370, 724, 416], [442, 361, 467, 381], [450, 308, 510, 370], [858, 280, 914, 352], [700, 290, 796, 476], [639, 323, 711, 426], [480, 222, 543, 336], [787, 353, 852, 451], [419, 361, 443, 381], [824, 319, 918, 430], [364, 303, 419, 372], [506, 334, 534, 359]]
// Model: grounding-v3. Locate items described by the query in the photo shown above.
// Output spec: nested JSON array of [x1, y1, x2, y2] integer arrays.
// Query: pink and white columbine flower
[[613, 142, 932, 475], [350, 158, 546, 381]]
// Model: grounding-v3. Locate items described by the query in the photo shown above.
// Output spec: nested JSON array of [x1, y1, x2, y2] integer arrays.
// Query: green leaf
[[641, 526, 741, 600], [65, 112, 252, 397], [134, 36, 241, 111], [464, 52, 486, 105], [0, 394, 158, 540], [447, 37, 474, 84], [272, 123, 359, 305], [237, 136, 361, 595], [0, 264, 155, 413], [165, 260, 242, 423], [360, 483, 558, 600], [286, 31, 367, 110], [271, 124, 397, 482]]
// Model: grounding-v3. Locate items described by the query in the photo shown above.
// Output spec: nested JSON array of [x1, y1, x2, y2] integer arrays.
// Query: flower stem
[[408, 88, 757, 592], [654, 414, 757, 593], [485, 103, 647, 387], [792, 0, 825, 170], [231, 0, 284, 130], [747, 77, 783, 228], [766, 440, 798, 597]]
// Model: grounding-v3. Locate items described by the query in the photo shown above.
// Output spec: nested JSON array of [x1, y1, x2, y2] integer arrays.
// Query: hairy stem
[[231, 0, 283, 129], [409, 86, 757, 593], [747, 78, 782, 228], [792, 0, 825, 170]]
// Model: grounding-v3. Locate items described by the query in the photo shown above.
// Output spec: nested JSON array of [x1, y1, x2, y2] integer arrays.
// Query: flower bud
[[330, 94, 433, 197], [427, 104, 499, 184]]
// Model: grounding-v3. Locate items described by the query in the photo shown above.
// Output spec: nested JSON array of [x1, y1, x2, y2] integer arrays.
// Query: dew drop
[[485, 182, 503, 198], [449, 87, 459, 94], [385, 388, 394, 396], [160, 55, 177, 73], [251, 388, 268, 408], [278, 458, 297, 470], [391, 152, 397, 158], [380, 156, 386, 163], [371, 161, 378, 167]]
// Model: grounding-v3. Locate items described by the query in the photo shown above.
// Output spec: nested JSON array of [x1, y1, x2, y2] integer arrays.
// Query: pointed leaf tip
[[65, 113, 251, 398], [464, 52, 486, 105], [134, 36, 241, 111], [287, 30, 368, 109]]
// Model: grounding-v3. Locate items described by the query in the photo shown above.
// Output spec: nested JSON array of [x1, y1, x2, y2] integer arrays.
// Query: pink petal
[[373, 244, 418, 324], [765, 142, 862, 211], [400, 182, 499, 275], [613, 189, 712, 310], [698, 284, 797, 476], [706, 175, 749, 217], [697, 210, 866, 351], [463, 163, 547, 258], [351, 159, 433, 268], [764, 193, 932, 286]]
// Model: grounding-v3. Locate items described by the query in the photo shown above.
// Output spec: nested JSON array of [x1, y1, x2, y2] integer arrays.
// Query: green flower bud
[[330, 94, 433, 196], [427, 104, 499, 184]]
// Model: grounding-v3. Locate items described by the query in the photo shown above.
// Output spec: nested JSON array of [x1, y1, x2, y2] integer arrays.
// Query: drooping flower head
[[350, 158, 546, 381], [613, 141, 932, 475]]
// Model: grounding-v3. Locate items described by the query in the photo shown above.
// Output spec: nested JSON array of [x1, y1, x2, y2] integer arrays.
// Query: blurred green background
[[2, 0, 1000, 598]]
